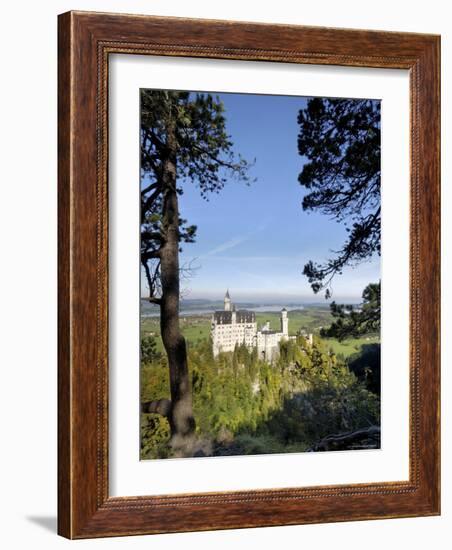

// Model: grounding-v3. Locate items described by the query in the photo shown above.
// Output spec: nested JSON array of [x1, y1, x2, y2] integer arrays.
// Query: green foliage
[[263, 361, 380, 447], [141, 413, 171, 459], [140, 358, 173, 459], [321, 282, 381, 340], [140, 334, 162, 364], [140, 333, 381, 459], [141, 360, 170, 403], [297, 98, 381, 296]]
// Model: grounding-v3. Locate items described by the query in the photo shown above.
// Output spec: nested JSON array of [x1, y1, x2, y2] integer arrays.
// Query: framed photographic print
[[58, 11, 440, 538]]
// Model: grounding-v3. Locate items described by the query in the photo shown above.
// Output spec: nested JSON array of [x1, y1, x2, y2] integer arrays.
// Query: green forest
[[140, 322, 380, 459]]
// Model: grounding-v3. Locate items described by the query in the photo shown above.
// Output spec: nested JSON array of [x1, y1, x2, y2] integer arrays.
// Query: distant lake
[[141, 302, 307, 318]]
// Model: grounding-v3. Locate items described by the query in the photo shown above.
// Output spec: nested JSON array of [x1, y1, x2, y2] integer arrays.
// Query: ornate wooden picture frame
[[58, 11, 440, 539]]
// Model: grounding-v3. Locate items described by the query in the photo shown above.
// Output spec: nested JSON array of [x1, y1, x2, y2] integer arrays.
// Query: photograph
[[139, 89, 381, 459]]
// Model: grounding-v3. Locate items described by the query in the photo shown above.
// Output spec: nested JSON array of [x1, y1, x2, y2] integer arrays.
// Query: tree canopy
[[297, 98, 381, 296], [320, 282, 380, 340]]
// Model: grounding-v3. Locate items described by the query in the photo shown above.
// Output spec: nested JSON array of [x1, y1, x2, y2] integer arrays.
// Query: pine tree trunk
[[159, 122, 196, 451]]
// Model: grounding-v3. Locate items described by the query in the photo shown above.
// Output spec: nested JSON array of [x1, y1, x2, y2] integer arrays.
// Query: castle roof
[[213, 309, 256, 324], [214, 311, 232, 324], [225, 289, 230, 299], [236, 310, 256, 323]]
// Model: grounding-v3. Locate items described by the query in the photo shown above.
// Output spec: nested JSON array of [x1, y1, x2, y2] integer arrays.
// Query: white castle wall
[[212, 320, 257, 355]]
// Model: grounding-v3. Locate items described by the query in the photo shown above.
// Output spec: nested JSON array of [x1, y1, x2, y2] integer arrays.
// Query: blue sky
[[142, 91, 380, 304]]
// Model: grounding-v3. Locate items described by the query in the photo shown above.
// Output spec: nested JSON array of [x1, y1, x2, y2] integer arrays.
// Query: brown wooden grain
[[58, 11, 440, 539], [57, 10, 72, 538]]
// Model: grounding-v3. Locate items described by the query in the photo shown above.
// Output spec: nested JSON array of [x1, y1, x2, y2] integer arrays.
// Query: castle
[[211, 290, 289, 361]]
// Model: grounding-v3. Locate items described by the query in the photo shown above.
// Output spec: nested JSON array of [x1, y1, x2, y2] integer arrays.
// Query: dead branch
[[141, 398, 172, 418], [308, 425, 380, 452]]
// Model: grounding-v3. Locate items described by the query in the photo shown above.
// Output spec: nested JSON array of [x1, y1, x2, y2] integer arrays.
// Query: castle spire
[[224, 289, 231, 311]]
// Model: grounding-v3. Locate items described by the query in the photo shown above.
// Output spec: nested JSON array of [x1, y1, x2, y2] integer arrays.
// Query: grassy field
[[141, 306, 379, 358], [255, 308, 333, 334], [321, 335, 380, 357]]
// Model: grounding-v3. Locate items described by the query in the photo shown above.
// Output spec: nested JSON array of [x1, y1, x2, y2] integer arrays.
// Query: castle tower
[[231, 305, 236, 324], [224, 289, 231, 311], [280, 308, 288, 337]]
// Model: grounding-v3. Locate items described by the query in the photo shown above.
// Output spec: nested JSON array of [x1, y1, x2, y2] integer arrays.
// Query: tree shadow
[[347, 343, 381, 396], [26, 515, 57, 533], [214, 384, 381, 457]]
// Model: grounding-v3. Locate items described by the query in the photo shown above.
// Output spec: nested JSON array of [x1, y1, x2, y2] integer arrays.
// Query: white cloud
[[202, 221, 271, 257], [204, 236, 248, 256]]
